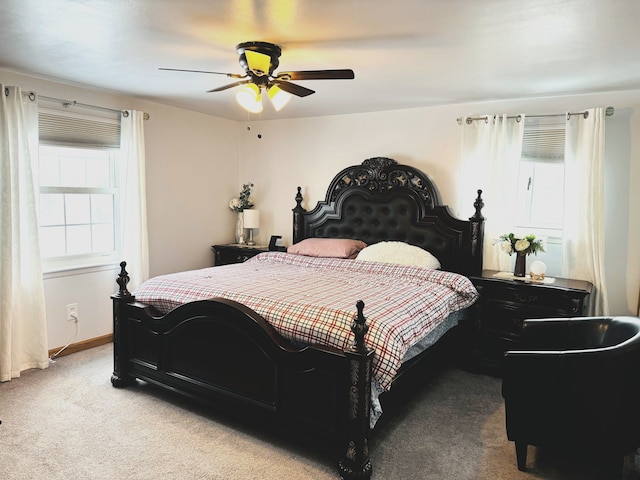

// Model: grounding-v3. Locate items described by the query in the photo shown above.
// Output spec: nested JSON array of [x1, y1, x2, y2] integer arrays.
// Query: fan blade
[[159, 68, 246, 79], [273, 81, 315, 97], [276, 69, 355, 81], [207, 80, 251, 93]]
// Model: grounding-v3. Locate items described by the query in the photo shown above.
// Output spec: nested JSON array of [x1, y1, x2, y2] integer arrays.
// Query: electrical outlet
[[66, 303, 78, 322]]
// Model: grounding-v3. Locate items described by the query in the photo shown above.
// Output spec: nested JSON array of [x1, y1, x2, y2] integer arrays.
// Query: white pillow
[[355, 241, 441, 269]]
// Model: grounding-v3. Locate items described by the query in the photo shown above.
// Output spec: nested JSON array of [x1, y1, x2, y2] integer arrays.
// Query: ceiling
[[1, 0, 639, 121]]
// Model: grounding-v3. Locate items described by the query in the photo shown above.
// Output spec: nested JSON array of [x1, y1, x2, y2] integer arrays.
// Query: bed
[[111, 157, 485, 479]]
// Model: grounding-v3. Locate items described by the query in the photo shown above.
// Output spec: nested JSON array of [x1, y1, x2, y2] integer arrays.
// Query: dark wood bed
[[111, 157, 484, 479]]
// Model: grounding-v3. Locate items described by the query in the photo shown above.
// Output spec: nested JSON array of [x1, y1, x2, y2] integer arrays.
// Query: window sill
[[43, 261, 120, 279]]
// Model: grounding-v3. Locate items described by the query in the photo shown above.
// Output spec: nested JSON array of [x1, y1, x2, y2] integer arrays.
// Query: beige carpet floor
[[1, 344, 639, 479]]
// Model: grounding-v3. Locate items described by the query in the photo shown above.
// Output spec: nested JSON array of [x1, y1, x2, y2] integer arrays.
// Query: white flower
[[500, 241, 513, 254], [514, 239, 530, 252]]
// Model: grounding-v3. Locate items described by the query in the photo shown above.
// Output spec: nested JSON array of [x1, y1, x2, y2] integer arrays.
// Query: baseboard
[[48, 333, 113, 358]]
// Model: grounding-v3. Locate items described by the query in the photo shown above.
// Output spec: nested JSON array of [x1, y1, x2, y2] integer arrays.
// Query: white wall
[[2, 69, 240, 349], [3, 68, 639, 351], [240, 90, 640, 317]]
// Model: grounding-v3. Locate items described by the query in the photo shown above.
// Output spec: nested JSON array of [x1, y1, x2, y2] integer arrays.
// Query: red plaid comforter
[[133, 252, 478, 390]]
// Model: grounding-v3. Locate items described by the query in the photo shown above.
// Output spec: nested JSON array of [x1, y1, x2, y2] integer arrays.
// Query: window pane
[[86, 151, 111, 187], [91, 194, 114, 223], [39, 150, 60, 186], [60, 155, 86, 187], [530, 163, 564, 227], [92, 224, 114, 252], [66, 225, 92, 255], [39, 226, 66, 258], [39, 193, 65, 226], [65, 194, 91, 224]]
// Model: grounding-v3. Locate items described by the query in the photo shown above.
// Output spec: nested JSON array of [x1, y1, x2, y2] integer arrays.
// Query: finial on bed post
[[468, 189, 485, 275], [351, 300, 369, 353], [292, 186, 306, 245], [339, 300, 374, 480], [115, 261, 132, 298], [471, 189, 485, 222]]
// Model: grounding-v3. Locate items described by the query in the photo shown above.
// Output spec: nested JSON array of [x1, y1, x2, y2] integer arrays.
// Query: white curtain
[[0, 86, 48, 381], [119, 110, 149, 291], [458, 114, 525, 272], [563, 108, 608, 315]]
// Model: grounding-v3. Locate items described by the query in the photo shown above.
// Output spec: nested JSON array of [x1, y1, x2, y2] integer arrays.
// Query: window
[[514, 116, 566, 239], [38, 108, 121, 271]]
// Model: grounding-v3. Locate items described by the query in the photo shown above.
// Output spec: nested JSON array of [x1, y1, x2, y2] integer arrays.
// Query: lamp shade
[[267, 85, 291, 111], [243, 209, 260, 229], [236, 84, 263, 113]]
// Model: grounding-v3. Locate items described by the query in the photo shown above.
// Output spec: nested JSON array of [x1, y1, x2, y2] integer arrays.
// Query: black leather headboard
[[292, 157, 484, 276]]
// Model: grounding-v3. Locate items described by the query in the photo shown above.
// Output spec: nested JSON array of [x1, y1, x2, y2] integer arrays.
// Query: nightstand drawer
[[474, 302, 526, 336], [474, 282, 586, 316], [211, 244, 268, 266]]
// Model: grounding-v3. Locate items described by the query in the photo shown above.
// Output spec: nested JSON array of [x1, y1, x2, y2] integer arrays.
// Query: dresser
[[469, 270, 593, 374], [211, 244, 268, 266]]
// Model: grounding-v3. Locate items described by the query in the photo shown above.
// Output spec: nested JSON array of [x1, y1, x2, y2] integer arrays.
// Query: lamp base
[[247, 229, 255, 246]]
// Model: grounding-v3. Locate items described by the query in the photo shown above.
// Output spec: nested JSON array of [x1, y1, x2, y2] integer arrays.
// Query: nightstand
[[211, 244, 268, 266], [468, 269, 593, 374]]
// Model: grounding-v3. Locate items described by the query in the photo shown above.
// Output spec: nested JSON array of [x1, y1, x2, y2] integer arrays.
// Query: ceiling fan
[[159, 41, 355, 113]]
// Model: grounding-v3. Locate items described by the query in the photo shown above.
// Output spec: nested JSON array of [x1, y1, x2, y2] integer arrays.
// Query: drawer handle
[[570, 298, 581, 314], [514, 293, 538, 303]]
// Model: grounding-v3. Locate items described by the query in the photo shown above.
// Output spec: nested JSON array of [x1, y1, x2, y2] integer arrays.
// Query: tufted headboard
[[292, 157, 485, 276]]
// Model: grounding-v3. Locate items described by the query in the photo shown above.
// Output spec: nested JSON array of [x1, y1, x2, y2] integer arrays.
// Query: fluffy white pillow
[[355, 241, 441, 269]]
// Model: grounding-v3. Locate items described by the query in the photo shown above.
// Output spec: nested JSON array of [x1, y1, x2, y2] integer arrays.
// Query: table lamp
[[243, 209, 260, 246]]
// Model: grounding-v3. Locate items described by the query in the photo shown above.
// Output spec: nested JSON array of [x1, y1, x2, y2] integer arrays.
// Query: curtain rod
[[457, 106, 614, 125], [23, 92, 150, 120]]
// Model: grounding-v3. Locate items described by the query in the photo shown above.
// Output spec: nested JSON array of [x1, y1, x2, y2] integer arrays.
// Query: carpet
[[1, 344, 638, 479]]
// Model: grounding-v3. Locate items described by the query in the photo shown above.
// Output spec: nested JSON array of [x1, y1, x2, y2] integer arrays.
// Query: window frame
[[38, 143, 121, 273], [512, 116, 566, 242]]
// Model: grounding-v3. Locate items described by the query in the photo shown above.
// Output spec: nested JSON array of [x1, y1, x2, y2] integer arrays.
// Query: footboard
[[111, 262, 373, 479]]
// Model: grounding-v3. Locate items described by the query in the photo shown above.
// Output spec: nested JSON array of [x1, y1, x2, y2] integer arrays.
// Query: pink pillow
[[287, 238, 367, 259]]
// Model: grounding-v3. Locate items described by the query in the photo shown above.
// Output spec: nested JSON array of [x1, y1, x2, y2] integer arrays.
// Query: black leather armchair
[[502, 316, 640, 478]]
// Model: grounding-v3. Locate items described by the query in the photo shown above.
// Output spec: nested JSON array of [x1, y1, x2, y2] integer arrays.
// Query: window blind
[[38, 108, 121, 147], [522, 116, 565, 162]]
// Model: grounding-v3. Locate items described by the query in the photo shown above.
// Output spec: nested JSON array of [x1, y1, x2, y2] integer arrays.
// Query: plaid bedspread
[[133, 252, 479, 391]]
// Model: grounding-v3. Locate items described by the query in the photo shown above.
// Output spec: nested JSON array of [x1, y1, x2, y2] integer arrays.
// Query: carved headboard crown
[[324, 157, 439, 208]]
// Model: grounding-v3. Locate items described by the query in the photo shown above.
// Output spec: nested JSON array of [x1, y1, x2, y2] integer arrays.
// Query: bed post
[[292, 186, 306, 244], [468, 189, 485, 276], [111, 261, 136, 388], [338, 300, 374, 480]]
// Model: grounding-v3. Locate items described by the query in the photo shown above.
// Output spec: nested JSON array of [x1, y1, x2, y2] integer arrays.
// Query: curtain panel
[[119, 110, 149, 291], [563, 107, 609, 315], [0, 86, 48, 381], [458, 114, 525, 272]]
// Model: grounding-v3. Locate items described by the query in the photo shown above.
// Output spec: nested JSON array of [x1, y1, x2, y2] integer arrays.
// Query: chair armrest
[[519, 317, 624, 350]]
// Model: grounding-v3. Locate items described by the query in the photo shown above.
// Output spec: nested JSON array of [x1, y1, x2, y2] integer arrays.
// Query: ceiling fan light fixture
[[236, 83, 263, 113], [267, 85, 291, 111], [244, 50, 271, 76]]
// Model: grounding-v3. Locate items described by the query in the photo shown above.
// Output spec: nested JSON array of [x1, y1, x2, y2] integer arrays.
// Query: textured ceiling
[[1, 0, 639, 121]]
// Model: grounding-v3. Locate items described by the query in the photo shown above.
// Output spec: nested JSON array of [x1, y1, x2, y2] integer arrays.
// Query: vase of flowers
[[496, 233, 545, 277], [229, 182, 254, 244]]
